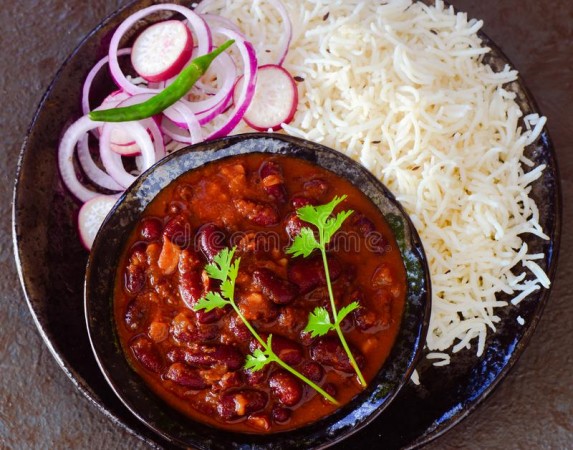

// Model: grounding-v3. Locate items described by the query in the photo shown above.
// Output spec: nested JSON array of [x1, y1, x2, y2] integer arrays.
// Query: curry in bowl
[[85, 133, 429, 448], [115, 153, 407, 432]]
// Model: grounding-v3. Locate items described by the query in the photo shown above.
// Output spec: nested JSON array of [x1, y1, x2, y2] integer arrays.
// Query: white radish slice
[[78, 195, 118, 250], [131, 20, 193, 82], [96, 91, 142, 155], [234, 64, 298, 131]]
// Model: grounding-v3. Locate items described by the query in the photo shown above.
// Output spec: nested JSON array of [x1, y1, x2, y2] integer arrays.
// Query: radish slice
[[235, 64, 298, 131], [96, 91, 142, 155], [108, 4, 211, 95], [78, 195, 118, 250], [131, 20, 193, 82]]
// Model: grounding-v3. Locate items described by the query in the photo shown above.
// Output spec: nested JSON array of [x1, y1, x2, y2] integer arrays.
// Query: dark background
[[1, 1, 571, 448]]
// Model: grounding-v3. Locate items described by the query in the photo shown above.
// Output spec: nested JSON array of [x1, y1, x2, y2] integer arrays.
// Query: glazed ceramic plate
[[12, 0, 561, 449]]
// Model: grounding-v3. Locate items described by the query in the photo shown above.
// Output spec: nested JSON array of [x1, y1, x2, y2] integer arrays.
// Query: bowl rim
[[84, 132, 431, 449]]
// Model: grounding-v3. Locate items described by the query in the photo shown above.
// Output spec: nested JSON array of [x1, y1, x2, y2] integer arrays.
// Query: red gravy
[[114, 153, 406, 433]]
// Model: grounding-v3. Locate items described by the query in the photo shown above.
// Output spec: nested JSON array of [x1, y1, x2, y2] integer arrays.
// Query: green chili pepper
[[89, 39, 235, 123]]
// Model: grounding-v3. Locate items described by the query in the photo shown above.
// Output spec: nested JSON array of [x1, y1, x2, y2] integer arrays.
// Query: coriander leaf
[[244, 348, 272, 372], [220, 279, 234, 302], [336, 301, 360, 325], [323, 210, 353, 243], [228, 258, 241, 285], [194, 291, 229, 312], [286, 227, 320, 257], [300, 195, 347, 227], [206, 247, 236, 282], [304, 306, 334, 337], [296, 204, 321, 227]]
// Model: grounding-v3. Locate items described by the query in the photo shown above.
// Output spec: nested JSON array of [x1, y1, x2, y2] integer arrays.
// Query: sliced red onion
[[162, 51, 236, 127], [198, 13, 245, 38], [161, 104, 203, 145], [195, 0, 291, 65], [58, 115, 106, 202], [112, 94, 166, 160], [77, 134, 124, 191], [108, 4, 211, 95], [82, 48, 131, 115], [206, 27, 258, 140], [99, 121, 156, 188], [267, 0, 292, 66]]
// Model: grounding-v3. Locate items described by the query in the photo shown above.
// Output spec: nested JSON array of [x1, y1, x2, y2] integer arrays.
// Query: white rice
[[197, 0, 550, 365]]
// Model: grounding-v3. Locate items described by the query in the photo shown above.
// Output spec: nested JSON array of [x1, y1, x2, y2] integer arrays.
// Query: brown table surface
[[1, 1, 571, 449]]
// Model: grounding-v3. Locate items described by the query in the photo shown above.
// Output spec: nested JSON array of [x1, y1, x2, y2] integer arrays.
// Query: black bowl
[[85, 133, 431, 449]]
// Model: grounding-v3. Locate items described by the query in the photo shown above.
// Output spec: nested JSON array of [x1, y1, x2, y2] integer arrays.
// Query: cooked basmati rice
[[197, 0, 550, 365]]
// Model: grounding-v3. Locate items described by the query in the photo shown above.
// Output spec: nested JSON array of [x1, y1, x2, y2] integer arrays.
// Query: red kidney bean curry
[[114, 153, 406, 433]]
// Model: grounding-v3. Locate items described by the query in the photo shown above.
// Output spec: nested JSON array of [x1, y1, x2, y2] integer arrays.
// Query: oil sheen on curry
[[114, 153, 406, 433]]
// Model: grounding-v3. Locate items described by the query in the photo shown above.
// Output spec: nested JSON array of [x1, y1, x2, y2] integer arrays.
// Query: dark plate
[[12, 0, 561, 449]]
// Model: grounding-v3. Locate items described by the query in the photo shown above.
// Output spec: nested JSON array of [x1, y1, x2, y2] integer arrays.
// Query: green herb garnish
[[287, 195, 366, 387], [194, 247, 339, 405]]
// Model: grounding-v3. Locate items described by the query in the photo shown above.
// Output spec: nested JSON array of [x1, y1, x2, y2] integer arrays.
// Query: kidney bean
[[321, 382, 337, 404], [196, 223, 226, 262], [233, 198, 279, 226], [229, 314, 250, 341], [354, 307, 379, 331], [299, 330, 317, 347], [217, 389, 268, 420], [196, 308, 226, 324], [287, 255, 342, 294], [252, 268, 298, 305], [163, 214, 191, 247], [310, 336, 366, 373], [259, 161, 287, 204], [284, 212, 305, 239], [178, 249, 202, 274], [352, 214, 388, 254], [130, 336, 163, 373], [249, 333, 303, 366], [271, 406, 291, 424], [139, 217, 163, 242], [124, 264, 145, 295], [165, 363, 208, 389], [178, 270, 203, 309], [300, 361, 324, 383], [291, 195, 316, 209], [277, 306, 308, 333], [271, 335, 303, 366], [303, 178, 329, 199], [124, 298, 149, 331], [244, 367, 267, 386], [183, 344, 244, 371], [247, 412, 271, 431], [268, 370, 303, 407]]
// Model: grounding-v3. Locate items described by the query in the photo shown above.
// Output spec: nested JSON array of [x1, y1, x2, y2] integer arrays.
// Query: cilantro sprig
[[287, 195, 366, 387], [194, 247, 339, 404]]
